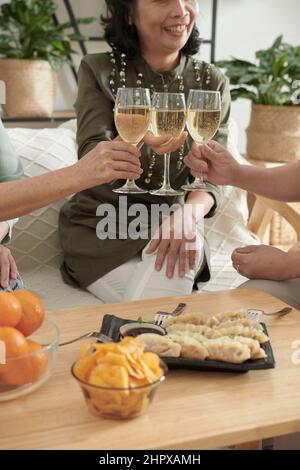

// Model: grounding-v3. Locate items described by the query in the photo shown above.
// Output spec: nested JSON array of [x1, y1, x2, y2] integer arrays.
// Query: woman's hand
[[231, 245, 292, 281], [146, 207, 198, 278], [143, 130, 187, 155], [76, 140, 143, 186], [184, 140, 241, 186], [0, 245, 17, 289]]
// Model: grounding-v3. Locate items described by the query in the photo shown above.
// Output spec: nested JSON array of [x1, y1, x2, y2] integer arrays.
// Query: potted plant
[[217, 36, 300, 162], [0, 0, 94, 118]]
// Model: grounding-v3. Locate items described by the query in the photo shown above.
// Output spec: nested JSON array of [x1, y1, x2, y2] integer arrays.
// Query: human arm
[[145, 191, 214, 278], [232, 245, 300, 280], [0, 141, 142, 221], [0, 222, 17, 288], [185, 140, 300, 203]]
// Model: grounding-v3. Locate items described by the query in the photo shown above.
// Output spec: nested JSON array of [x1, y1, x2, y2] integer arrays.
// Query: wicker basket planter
[[246, 104, 300, 162], [0, 59, 57, 118]]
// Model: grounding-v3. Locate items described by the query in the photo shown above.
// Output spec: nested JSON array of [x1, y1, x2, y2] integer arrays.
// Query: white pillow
[[7, 119, 258, 290], [198, 119, 260, 292], [7, 127, 77, 272]]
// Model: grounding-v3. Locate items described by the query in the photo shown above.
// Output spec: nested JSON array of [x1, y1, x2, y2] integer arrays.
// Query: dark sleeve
[[74, 57, 115, 159]]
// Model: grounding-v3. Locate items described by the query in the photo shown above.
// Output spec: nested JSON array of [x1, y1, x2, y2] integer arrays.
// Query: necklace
[[108, 47, 212, 184]]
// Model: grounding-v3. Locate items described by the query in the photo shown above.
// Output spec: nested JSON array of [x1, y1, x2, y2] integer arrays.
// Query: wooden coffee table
[[1, 288, 300, 450]]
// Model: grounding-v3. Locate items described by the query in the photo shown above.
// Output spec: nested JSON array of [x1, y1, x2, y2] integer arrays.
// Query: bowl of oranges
[[72, 337, 167, 419], [0, 290, 59, 401]]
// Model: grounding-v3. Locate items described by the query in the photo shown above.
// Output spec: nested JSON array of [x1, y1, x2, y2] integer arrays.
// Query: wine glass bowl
[[182, 90, 221, 192], [113, 87, 151, 194]]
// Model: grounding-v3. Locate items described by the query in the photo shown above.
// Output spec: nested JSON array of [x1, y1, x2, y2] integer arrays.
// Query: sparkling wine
[[151, 109, 186, 138], [115, 106, 150, 144], [187, 109, 221, 145]]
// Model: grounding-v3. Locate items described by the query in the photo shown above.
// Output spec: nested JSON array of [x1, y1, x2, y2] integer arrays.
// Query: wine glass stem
[[124, 179, 136, 189], [162, 153, 171, 190], [124, 142, 139, 188], [196, 143, 204, 184]]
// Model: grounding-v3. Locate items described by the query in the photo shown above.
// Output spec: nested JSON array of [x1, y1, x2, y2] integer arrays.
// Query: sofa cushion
[[6, 126, 100, 308], [6, 119, 259, 305], [200, 119, 259, 292], [7, 127, 77, 271]]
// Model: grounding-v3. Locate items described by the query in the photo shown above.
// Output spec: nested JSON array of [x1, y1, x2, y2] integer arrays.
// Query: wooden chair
[[247, 194, 300, 242], [232, 195, 300, 451]]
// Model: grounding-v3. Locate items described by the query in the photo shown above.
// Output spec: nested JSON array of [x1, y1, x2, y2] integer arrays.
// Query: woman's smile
[[163, 23, 188, 37]]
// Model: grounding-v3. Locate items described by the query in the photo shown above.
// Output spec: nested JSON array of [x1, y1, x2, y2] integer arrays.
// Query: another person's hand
[[231, 245, 292, 281], [76, 141, 143, 186], [146, 207, 198, 278], [0, 245, 17, 289], [184, 140, 241, 186], [143, 130, 188, 155]]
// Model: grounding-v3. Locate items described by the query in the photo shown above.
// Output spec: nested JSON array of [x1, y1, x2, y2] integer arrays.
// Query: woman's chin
[[161, 37, 188, 54]]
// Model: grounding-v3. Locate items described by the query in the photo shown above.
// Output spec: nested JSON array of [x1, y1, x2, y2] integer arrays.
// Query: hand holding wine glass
[[150, 92, 186, 196], [184, 140, 241, 186], [143, 129, 187, 155], [114, 87, 151, 194], [182, 90, 221, 192]]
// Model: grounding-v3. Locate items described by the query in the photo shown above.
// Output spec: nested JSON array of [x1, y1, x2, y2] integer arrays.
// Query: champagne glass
[[113, 87, 151, 194], [182, 90, 221, 192], [150, 92, 186, 196]]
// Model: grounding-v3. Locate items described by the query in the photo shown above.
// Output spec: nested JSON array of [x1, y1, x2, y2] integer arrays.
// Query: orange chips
[[74, 337, 164, 418]]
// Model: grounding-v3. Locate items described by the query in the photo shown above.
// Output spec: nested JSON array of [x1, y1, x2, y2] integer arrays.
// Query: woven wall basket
[[246, 104, 300, 162], [0, 59, 57, 118]]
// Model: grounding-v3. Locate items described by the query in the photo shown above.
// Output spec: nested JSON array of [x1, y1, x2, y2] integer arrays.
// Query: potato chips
[[73, 337, 165, 419]]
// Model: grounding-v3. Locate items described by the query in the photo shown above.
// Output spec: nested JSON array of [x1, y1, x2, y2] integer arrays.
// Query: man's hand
[[231, 245, 292, 280], [184, 140, 241, 186], [0, 245, 17, 289]]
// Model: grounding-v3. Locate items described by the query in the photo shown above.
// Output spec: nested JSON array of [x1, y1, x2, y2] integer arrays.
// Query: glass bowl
[[119, 322, 166, 338], [0, 319, 59, 401], [71, 359, 167, 420]]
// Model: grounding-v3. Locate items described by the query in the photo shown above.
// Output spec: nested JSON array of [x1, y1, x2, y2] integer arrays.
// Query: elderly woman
[[59, 0, 231, 303]]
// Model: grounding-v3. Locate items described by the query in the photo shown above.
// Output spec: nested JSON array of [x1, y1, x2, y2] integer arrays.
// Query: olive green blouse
[[59, 52, 231, 288]]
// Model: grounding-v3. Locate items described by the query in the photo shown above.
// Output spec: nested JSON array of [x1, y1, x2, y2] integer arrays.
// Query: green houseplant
[[217, 36, 300, 162], [0, 0, 94, 117]]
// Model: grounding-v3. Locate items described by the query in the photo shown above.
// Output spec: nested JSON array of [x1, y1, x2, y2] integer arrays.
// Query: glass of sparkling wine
[[113, 87, 151, 194], [182, 90, 221, 192], [150, 92, 186, 196]]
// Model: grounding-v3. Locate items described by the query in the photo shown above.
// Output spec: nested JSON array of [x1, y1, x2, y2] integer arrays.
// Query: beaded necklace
[[108, 47, 212, 185]]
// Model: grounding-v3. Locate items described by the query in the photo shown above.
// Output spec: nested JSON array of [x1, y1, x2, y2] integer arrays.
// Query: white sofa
[[7, 119, 258, 309]]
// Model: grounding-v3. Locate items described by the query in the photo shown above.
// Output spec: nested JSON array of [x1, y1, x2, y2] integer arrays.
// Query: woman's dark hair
[[101, 0, 201, 59]]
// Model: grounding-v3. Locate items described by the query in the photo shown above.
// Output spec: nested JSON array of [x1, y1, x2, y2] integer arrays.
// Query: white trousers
[[87, 236, 206, 304]]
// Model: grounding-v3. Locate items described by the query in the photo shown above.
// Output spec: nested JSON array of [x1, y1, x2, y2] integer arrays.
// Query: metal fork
[[246, 307, 292, 323], [59, 332, 113, 347], [154, 302, 187, 326]]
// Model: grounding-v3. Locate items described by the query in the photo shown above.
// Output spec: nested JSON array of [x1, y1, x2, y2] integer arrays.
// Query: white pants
[[87, 237, 206, 304]]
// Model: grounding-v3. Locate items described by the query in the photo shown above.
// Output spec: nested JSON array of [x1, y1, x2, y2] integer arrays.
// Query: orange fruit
[[0, 326, 29, 375], [0, 292, 22, 327], [14, 290, 45, 337], [2, 339, 48, 386]]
